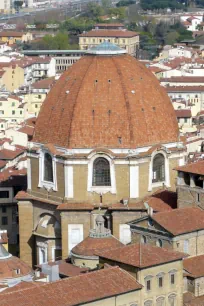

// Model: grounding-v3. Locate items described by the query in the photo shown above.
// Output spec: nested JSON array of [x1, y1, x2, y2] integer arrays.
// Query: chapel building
[[16, 42, 186, 267]]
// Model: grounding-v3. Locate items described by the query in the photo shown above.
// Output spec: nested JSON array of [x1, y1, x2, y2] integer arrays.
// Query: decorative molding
[[130, 165, 139, 198], [38, 149, 58, 191], [64, 165, 74, 199], [87, 153, 116, 194]]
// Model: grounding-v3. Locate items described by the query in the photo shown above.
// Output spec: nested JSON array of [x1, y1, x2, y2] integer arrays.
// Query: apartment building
[[79, 23, 139, 56]]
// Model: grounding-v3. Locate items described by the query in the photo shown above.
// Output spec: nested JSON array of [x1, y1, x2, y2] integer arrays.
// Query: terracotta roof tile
[[175, 160, 204, 175], [18, 126, 34, 137], [0, 256, 32, 281], [184, 255, 204, 278], [0, 149, 24, 160], [94, 23, 124, 27], [32, 77, 55, 90], [33, 53, 178, 149], [175, 109, 192, 118], [184, 295, 204, 306], [152, 207, 204, 235], [0, 167, 26, 182], [161, 76, 204, 83], [97, 244, 187, 268], [2, 282, 43, 294], [37, 260, 88, 277], [72, 235, 124, 256], [0, 267, 142, 306], [0, 31, 24, 37], [166, 86, 204, 92], [79, 30, 139, 37], [15, 191, 59, 206]]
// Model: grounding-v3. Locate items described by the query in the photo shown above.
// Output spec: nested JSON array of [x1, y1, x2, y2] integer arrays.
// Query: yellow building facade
[[17, 42, 186, 268]]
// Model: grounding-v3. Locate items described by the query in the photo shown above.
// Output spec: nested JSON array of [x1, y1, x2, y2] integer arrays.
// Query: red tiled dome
[[71, 235, 124, 257], [0, 245, 33, 281], [33, 52, 179, 149]]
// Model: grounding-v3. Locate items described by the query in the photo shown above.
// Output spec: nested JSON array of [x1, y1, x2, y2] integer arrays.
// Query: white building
[[181, 14, 203, 32], [0, 0, 10, 13], [168, 47, 193, 59]]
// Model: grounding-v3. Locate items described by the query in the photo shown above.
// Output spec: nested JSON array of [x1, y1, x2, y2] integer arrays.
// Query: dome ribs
[[112, 57, 134, 146], [66, 57, 96, 148], [33, 53, 179, 149], [34, 72, 72, 144]]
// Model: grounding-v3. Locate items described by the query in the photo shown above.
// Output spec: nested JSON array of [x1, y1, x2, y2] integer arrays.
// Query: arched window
[[144, 300, 153, 306], [152, 154, 165, 183], [92, 158, 111, 186], [44, 153, 53, 182], [168, 294, 176, 306], [156, 297, 165, 306]]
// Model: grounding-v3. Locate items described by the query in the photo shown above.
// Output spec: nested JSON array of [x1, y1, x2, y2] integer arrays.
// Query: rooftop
[[175, 109, 192, 118], [175, 160, 204, 175], [72, 235, 124, 257], [79, 29, 139, 38], [37, 260, 88, 277], [0, 266, 142, 306], [184, 255, 204, 278], [31, 77, 55, 90], [33, 43, 179, 149], [152, 207, 204, 236], [97, 243, 186, 268], [161, 76, 204, 83], [166, 86, 204, 93]]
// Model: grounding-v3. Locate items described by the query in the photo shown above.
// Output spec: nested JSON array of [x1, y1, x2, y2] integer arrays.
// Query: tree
[[165, 31, 179, 45], [86, 3, 104, 18], [42, 32, 70, 50], [108, 7, 126, 20], [140, 0, 184, 10], [102, 0, 112, 8], [116, 0, 135, 7], [61, 18, 94, 34]]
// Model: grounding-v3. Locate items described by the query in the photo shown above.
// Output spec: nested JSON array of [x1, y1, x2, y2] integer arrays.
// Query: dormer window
[[93, 158, 111, 186], [15, 269, 20, 275], [44, 153, 53, 182]]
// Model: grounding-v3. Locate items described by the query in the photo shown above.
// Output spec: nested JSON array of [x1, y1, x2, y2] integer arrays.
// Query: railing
[[89, 228, 111, 238]]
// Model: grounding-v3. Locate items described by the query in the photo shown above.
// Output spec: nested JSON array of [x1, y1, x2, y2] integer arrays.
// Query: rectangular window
[[146, 280, 151, 291], [12, 110, 15, 115], [2, 216, 8, 225], [184, 118, 188, 123], [68, 224, 83, 252], [158, 277, 163, 288], [38, 95, 41, 99], [35, 104, 38, 108], [0, 191, 9, 198], [197, 193, 200, 203], [2, 206, 7, 213], [184, 240, 189, 253], [171, 274, 175, 285]]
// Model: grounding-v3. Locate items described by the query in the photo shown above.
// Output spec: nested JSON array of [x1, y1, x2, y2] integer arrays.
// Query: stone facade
[[130, 212, 204, 258], [99, 258, 183, 306]]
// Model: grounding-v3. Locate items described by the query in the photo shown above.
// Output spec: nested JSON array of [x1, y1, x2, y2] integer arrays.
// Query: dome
[[33, 42, 178, 149], [0, 245, 33, 282], [71, 235, 124, 257]]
